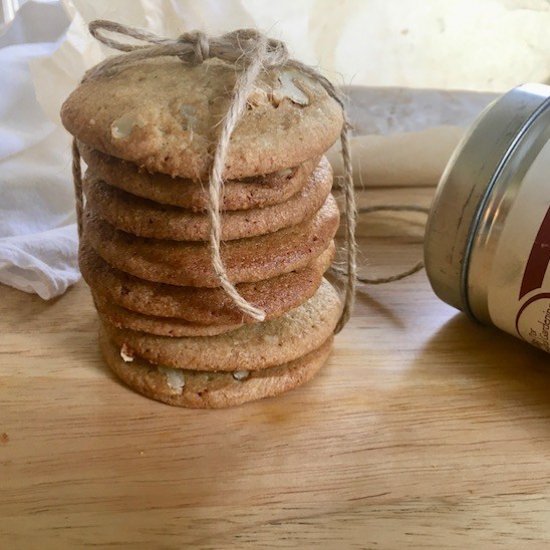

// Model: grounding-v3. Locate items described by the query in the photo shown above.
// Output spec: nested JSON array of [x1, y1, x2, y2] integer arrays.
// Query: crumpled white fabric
[[0, 2, 76, 299]]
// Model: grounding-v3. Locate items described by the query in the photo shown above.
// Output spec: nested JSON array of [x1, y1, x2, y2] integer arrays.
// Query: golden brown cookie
[[79, 144, 319, 212], [83, 157, 332, 241], [102, 279, 341, 372], [61, 59, 342, 180], [81, 241, 335, 324], [93, 294, 242, 337], [83, 194, 339, 287], [100, 327, 333, 409]]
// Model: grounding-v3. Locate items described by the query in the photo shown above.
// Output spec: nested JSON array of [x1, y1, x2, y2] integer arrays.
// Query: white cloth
[[0, 2, 76, 299]]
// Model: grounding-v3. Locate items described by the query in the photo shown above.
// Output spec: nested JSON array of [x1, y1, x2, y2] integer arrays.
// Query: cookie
[[100, 327, 333, 409], [79, 144, 319, 212], [81, 240, 335, 324], [61, 58, 343, 179], [83, 194, 339, 287], [83, 156, 332, 241], [101, 278, 341, 372], [93, 294, 242, 337]]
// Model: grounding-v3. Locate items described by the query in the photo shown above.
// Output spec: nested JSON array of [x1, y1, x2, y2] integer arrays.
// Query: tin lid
[[424, 84, 550, 314]]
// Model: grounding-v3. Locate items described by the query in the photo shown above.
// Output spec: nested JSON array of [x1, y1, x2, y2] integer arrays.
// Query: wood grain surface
[[2, 187, 550, 549]]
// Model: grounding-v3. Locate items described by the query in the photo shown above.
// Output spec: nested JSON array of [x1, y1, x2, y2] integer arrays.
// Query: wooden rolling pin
[[328, 125, 464, 188]]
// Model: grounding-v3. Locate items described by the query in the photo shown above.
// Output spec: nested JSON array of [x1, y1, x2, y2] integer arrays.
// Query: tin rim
[[463, 92, 550, 322], [424, 84, 550, 318]]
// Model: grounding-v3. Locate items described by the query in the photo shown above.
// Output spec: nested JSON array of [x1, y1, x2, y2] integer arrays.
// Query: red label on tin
[[519, 206, 550, 299], [486, 138, 550, 352]]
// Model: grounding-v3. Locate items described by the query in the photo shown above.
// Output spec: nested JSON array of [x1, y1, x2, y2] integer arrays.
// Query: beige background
[[30, 0, 550, 125]]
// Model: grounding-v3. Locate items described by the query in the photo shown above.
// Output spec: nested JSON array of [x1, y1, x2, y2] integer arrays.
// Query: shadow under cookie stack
[[61, 39, 346, 408]]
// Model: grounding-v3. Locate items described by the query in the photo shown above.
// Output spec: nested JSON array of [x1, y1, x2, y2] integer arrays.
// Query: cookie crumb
[[271, 70, 310, 107], [120, 344, 134, 363], [158, 366, 185, 393], [276, 168, 293, 178], [111, 114, 137, 139]]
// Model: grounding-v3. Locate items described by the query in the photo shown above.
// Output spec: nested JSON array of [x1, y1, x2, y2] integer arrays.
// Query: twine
[[331, 205, 429, 285], [72, 20, 357, 332]]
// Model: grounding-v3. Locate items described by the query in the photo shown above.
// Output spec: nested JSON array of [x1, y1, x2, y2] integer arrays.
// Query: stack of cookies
[[61, 56, 345, 408]]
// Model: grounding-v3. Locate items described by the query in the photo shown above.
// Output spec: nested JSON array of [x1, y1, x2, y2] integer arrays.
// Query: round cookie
[[83, 194, 339, 287], [100, 328, 333, 409], [83, 157, 332, 241], [61, 58, 343, 180], [102, 279, 341, 372], [93, 294, 242, 337], [80, 241, 335, 324], [79, 144, 319, 212]]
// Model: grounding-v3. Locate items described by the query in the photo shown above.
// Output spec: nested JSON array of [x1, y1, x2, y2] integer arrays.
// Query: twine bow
[[73, 20, 357, 333]]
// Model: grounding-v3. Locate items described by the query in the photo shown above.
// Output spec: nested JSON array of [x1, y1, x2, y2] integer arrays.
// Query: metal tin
[[424, 83, 550, 350]]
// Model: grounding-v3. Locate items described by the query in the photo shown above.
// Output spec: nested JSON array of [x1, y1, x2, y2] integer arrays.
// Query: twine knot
[[87, 21, 290, 75], [74, 20, 357, 332], [176, 30, 210, 64]]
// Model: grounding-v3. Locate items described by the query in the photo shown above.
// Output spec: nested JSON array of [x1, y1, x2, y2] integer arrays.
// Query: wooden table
[[2, 186, 550, 549]]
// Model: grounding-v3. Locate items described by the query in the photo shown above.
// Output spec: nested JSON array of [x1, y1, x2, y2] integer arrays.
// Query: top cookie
[[61, 58, 343, 179]]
